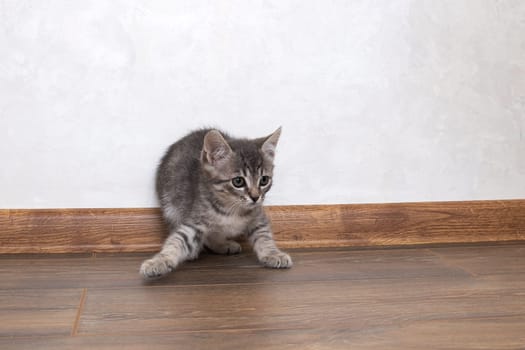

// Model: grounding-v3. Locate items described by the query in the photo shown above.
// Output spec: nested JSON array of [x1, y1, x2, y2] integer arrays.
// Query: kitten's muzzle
[[249, 195, 260, 203]]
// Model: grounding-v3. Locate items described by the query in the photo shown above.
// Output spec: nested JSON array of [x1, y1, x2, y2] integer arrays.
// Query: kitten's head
[[200, 127, 281, 210]]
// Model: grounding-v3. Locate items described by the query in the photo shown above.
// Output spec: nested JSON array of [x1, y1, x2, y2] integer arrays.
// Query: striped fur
[[140, 127, 292, 278]]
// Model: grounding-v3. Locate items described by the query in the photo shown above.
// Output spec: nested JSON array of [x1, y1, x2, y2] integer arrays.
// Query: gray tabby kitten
[[140, 127, 292, 278]]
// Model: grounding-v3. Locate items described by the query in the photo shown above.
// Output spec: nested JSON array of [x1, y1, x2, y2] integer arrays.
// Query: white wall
[[1, 1, 524, 208]]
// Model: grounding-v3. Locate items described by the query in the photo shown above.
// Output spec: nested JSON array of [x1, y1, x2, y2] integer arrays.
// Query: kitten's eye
[[232, 176, 246, 188], [259, 175, 271, 187]]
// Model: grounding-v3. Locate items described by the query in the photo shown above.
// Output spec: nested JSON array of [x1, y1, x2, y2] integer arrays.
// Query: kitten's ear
[[261, 127, 281, 160], [202, 130, 232, 166]]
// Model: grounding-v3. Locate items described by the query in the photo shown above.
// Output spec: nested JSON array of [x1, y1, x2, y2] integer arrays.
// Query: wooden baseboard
[[0, 200, 524, 253]]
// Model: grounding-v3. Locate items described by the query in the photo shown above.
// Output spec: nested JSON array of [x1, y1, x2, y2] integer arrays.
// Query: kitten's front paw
[[140, 255, 174, 278], [260, 251, 293, 269]]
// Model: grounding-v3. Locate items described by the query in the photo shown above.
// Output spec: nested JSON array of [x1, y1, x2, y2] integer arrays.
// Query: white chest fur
[[210, 214, 250, 239]]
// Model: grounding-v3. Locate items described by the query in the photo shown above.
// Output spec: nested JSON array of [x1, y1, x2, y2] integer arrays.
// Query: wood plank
[[0, 244, 524, 349], [1, 200, 524, 253], [77, 276, 525, 335], [0, 248, 470, 289], [0, 289, 83, 337], [0, 208, 166, 253], [429, 244, 525, 276], [2, 317, 524, 350], [0, 330, 356, 350], [272, 200, 525, 247], [345, 315, 525, 350]]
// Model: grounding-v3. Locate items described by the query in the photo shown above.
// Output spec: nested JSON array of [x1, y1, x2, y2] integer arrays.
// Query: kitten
[[140, 127, 292, 278]]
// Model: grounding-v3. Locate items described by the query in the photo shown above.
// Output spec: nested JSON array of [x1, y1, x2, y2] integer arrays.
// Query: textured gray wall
[[1, 1, 524, 208]]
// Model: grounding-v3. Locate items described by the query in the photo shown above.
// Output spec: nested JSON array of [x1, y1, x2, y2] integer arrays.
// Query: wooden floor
[[1, 243, 524, 349]]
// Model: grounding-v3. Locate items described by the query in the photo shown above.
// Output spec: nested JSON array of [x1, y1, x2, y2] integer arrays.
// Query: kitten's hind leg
[[204, 235, 242, 255], [140, 224, 204, 278]]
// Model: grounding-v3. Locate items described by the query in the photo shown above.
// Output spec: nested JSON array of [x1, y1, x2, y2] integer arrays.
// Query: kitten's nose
[[249, 195, 260, 203]]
